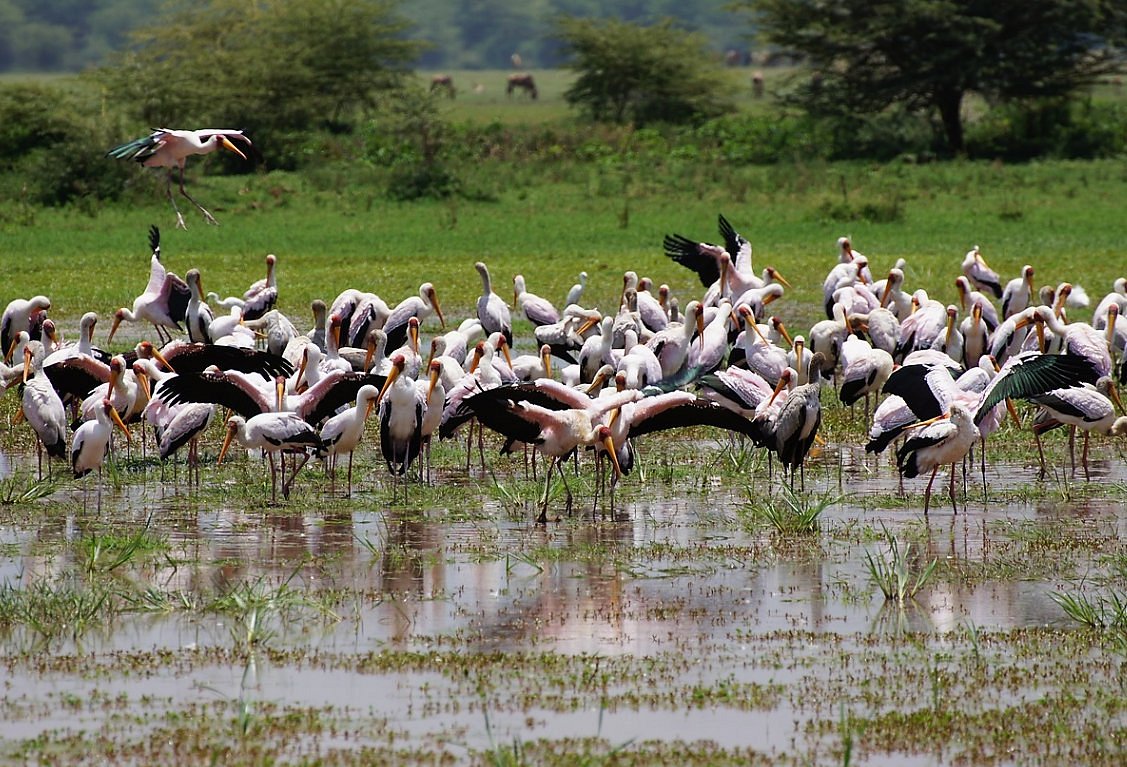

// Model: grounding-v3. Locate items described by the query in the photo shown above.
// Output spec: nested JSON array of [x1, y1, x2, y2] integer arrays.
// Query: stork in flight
[[107, 128, 253, 229]]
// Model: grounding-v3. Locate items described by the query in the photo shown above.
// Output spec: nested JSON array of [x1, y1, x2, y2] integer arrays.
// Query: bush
[[967, 98, 1127, 161], [0, 83, 131, 206]]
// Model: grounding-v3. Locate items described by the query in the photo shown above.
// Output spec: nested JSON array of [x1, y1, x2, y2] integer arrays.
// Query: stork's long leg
[[178, 161, 219, 226], [166, 169, 188, 230], [979, 437, 988, 502], [923, 466, 938, 515], [537, 456, 556, 524], [283, 452, 312, 499], [948, 462, 958, 514], [268, 452, 278, 502], [1033, 430, 1048, 480], [556, 458, 573, 515]]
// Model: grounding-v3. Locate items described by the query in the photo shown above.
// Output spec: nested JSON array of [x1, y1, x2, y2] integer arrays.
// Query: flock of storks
[[3, 216, 1126, 518]]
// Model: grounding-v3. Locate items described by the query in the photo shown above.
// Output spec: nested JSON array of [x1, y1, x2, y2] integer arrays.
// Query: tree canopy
[[554, 16, 734, 127], [0, 0, 748, 73], [740, 0, 1127, 153], [94, 0, 423, 167]]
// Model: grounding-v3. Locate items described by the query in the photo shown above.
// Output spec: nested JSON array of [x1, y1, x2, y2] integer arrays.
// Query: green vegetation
[[742, 486, 835, 536], [94, 0, 423, 169], [741, 0, 1127, 154], [1052, 589, 1127, 651], [0, 0, 746, 74], [2, 9, 1127, 766], [555, 17, 733, 126], [864, 524, 938, 604]]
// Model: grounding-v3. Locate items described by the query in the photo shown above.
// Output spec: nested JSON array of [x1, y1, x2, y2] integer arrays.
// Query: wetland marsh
[[1, 427, 1125, 765], [3, 158, 1127, 765]]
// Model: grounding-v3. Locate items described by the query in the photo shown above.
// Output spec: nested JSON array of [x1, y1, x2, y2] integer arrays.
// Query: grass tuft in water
[[744, 486, 836, 536], [0, 473, 58, 505], [1052, 588, 1127, 653], [0, 579, 115, 643], [864, 523, 937, 604], [80, 516, 166, 575]]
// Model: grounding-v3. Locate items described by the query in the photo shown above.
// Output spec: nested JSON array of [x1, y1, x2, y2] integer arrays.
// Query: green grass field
[[5, 157, 1127, 350], [3, 66, 1127, 348], [413, 66, 791, 124]]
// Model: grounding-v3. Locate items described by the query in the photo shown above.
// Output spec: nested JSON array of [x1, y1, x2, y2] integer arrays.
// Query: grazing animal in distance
[[430, 74, 456, 98], [506, 73, 538, 99]]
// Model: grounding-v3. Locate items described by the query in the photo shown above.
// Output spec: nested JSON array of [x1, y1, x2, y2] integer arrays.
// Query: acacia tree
[[554, 16, 733, 126], [739, 0, 1127, 154], [95, 0, 422, 166]]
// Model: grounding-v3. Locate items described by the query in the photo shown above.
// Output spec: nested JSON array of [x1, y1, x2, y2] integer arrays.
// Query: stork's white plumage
[[319, 383, 379, 495], [218, 411, 322, 501], [513, 274, 561, 327], [475, 262, 512, 347], [384, 283, 444, 352], [72, 398, 131, 479], [961, 245, 1002, 298], [107, 226, 190, 345], [2, 295, 51, 363], [21, 342, 68, 476], [106, 128, 252, 228], [241, 254, 278, 322]]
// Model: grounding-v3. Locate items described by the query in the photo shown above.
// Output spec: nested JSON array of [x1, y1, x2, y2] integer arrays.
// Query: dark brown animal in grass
[[506, 73, 538, 100], [430, 74, 456, 99]]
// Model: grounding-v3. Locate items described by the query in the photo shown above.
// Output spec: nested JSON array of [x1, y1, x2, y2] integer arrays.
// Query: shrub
[[967, 98, 1127, 161], [0, 83, 131, 207]]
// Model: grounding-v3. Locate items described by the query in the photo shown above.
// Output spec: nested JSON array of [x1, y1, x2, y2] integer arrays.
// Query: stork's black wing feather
[[717, 214, 751, 270], [487, 382, 581, 411], [461, 387, 547, 446], [43, 362, 104, 402], [628, 399, 764, 442], [167, 273, 191, 326], [881, 364, 948, 420], [1027, 391, 1089, 420], [975, 352, 1100, 425], [169, 344, 295, 378], [149, 225, 160, 257], [156, 372, 268, 418], [662, 233, 720, 287], [302, 372, 386, 426], [241, 288, 277, 323]]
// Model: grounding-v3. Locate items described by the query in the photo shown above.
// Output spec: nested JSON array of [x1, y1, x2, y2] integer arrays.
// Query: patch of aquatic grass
[[838, 702, 861, 767], [1052, 589, 1127, 652], [0, 579, 115, 643], [864, 523, 937, 604], [79, 518, 168, 575], [0, 473, 58, 504], [742, 486, 836, 537], [713, 436, 765, 474], [207, 572, 338, 649], [121, 586, 197, 614]]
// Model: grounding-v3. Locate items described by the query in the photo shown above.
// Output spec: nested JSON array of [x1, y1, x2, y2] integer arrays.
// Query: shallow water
[[0, 438, 1124, 764]]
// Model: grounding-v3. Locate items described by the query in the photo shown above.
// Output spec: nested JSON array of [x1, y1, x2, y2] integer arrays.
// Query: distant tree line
[[0, 0, 751, 73], [2, 0, 1125, 211], [0, 0, 161, 71]]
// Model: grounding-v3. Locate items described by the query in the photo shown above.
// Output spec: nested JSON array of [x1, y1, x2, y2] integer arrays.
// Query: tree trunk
[[936, 89, 965, 155]]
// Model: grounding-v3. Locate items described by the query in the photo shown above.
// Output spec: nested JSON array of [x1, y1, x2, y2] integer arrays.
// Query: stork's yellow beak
[[220, 136, 248, 161]]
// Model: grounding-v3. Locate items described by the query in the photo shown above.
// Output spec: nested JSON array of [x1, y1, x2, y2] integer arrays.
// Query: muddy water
[[1, 441, 1125, 763]]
